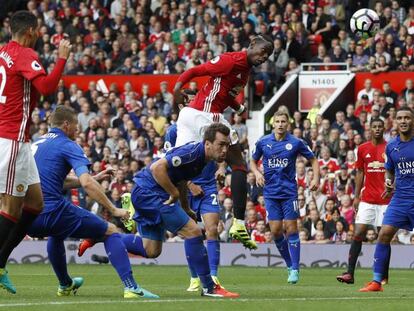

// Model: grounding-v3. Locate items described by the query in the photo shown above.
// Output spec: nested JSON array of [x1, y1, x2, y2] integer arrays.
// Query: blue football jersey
[[164, 124, 216, 192], [384, 136, 414, 199], [134, 142, 209, 194], [32, 128, 90, 210], [252, 133, 314, 199], [164, 123, 177, 150]]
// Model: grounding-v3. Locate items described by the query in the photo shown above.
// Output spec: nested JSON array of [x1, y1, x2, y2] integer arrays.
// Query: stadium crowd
[[1, 0, 414, 245]]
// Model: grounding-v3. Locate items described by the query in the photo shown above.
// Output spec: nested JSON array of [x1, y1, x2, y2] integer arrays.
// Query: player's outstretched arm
[[150, 158, 180, 204], [63, 168, 115, 190], [78, 173, 129, 220], [32, 39, 71, 95]]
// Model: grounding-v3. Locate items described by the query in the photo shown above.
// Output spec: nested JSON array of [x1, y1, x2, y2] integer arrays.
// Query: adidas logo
[[237, 73, 242, 79], [366, 153, 371, 158]]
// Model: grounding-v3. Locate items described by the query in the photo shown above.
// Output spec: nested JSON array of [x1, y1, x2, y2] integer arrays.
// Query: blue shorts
[[264, 197, 299, 221], [131, 185, 190, 241], [28, 201, 108, 240], [189, 189, 219, 220], [382, 197, 414, 231]]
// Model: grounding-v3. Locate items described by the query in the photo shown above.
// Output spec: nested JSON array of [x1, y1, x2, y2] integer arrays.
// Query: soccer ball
[[350, 9, 380, 39]]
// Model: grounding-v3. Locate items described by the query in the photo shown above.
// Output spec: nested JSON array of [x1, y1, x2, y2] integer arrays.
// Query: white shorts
[[0, 138, 40, 197], [175, 107, 238, 147], [355, 202, 388, 227]]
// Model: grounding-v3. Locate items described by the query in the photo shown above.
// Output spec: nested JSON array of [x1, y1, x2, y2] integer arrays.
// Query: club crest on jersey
[[31, 61, 42, 71], [16, 184, 24, 192], [285, 143, 293, 150], [210, 56, 220, 64], [172, 156, 182, 167]]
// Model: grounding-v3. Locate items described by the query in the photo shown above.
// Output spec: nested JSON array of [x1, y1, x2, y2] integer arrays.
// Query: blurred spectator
[[251, 220, 266, 243], [246, 172, 261, 204], [365, 228, 378, 244]]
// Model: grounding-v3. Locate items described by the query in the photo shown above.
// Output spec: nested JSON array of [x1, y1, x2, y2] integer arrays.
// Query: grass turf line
[[0, 264, 413, 311]]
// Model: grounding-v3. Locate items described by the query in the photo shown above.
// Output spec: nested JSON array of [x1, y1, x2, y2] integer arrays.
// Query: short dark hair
[[252, 35, 274, 55], [50, 105, 77, 127], [370, 117, 384, 126], [203, 123, 230, 143], [10, 11, 37, 37]]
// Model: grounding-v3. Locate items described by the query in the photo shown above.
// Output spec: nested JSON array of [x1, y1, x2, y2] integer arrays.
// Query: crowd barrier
[[9, 241, 414, 268]]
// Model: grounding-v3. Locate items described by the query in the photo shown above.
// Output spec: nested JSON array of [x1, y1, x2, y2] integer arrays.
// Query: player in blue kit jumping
[[360, 107, 414, 292], [165, 114, 223, 292], [19, 106, 158, 299], [250, 110, 320, 284], [131, 123, 239, 298]]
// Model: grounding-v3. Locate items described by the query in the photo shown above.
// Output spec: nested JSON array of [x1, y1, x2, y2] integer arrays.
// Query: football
[[350, 8, 380, 39]]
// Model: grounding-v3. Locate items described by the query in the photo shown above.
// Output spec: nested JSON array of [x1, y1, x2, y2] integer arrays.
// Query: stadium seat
[[254, 80, 265, 97]]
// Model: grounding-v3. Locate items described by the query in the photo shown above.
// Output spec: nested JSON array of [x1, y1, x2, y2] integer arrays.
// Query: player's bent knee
[[143, 240, 162, 258], [205, 225, 219, 240], [24, 183, 44, 213], [105, 223, 121, 235], [271, 229, 284, 237], [285, 224, 298, 235], [179, 220, 202, 239], [377, 226, 396, 243], [145, 248, 162, 258]]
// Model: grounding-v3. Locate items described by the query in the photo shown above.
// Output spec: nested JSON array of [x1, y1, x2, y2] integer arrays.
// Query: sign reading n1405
[[312, 78, 335, 86]]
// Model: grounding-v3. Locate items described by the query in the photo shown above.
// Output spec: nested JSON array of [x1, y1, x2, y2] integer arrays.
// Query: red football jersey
[[0, 41, 46, 142], [355, 141, 390, 205], [318, 158, 340, 173], [251, 230, 266, 243], [178, 51, 250, 113], [296, 174, 306, 189]]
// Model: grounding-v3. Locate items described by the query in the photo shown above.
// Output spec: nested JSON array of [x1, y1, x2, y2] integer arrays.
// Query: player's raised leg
[[226, 145, 257, 250], [75, 211, 159, 299]]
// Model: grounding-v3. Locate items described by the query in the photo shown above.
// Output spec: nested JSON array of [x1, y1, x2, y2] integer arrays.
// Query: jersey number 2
[[210, 194, 218, 205], [0, 66, 7, 104]]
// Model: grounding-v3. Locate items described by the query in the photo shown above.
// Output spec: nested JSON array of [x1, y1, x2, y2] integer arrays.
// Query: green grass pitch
[[1, 264, 414, 311]]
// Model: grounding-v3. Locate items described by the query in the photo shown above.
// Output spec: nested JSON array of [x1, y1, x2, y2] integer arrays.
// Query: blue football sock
[[373, 242, 391, 283], [121, 234, 148, 257], [184, 236, 214, 290], [104, 233, 137, 289], [184, 240, 198, 278], [274, 235, 292, 268], [47, 237, 72, 287], [287, 233, 300, 270], [206, 240, 220, 276]]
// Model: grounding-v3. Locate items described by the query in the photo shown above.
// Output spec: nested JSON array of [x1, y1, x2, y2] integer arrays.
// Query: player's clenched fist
[[58, 39, 72, 59]]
